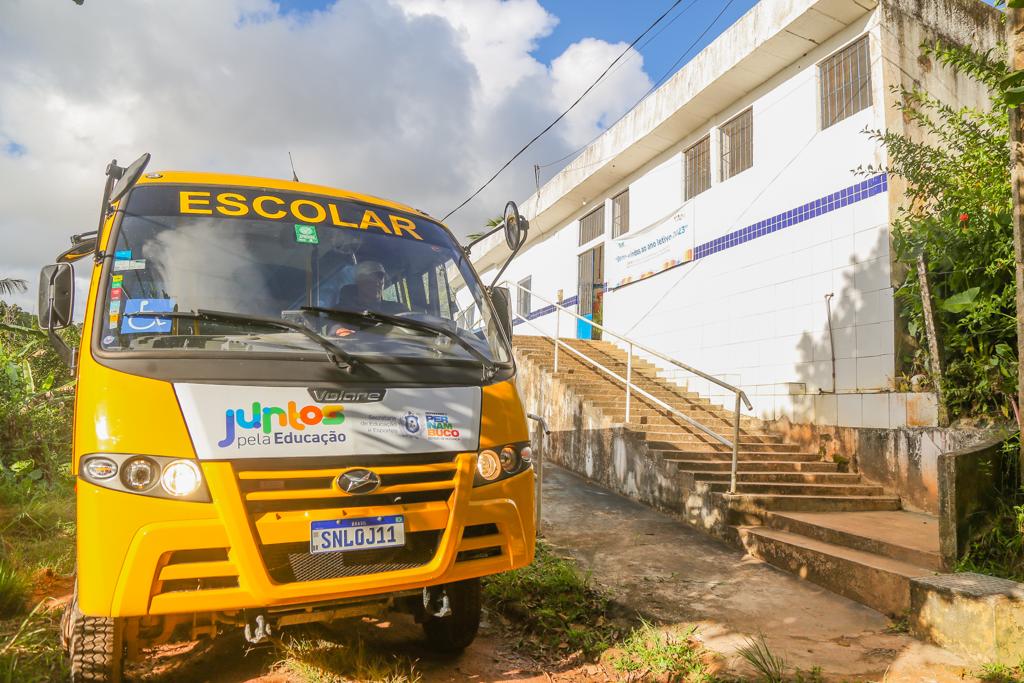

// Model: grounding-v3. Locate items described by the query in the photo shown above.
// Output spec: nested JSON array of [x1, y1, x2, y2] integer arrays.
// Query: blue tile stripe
[[513, 294, 578, 327], [691, 173, 887, 261], [511, 174, 887, 326]]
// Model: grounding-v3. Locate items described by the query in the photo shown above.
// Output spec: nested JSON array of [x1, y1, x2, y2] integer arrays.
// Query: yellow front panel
[[74, 366, 535, 618]]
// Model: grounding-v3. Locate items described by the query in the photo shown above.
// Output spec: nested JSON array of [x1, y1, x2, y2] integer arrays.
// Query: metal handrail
[[505, 281, 752, 494]]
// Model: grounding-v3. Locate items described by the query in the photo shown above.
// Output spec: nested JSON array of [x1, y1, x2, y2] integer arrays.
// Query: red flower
[[959, 213, 969, 223]]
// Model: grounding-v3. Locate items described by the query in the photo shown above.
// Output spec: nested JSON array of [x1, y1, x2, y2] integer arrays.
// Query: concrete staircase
[[514, 335, 939, 615]]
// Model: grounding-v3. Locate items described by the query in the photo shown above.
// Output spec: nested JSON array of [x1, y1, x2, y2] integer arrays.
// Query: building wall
[[476, 0, 1000, 429]]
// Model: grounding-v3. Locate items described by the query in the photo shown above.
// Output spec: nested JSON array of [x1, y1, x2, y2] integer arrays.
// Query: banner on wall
[[607, 204, 694, 289]]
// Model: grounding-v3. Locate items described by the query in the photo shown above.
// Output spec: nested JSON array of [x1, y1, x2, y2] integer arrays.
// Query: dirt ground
[[35, 463, 990, 682]]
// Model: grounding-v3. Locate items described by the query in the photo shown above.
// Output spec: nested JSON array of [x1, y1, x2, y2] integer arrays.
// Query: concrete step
[[721, 493, 903, 516], [666, 460, 840, 473], [650, 448, 823, 462], [627, 426, 793, 445], [734, 526, 936, 615], [688, 471, 864, 485], [763, 511, 944, 572], [709, 481, 885, 496]]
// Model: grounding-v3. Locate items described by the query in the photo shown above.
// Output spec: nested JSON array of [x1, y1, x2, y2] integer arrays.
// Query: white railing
[[504, 282, 752, 494]]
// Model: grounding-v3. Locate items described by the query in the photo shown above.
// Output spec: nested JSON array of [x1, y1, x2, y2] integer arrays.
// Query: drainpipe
[[823, 292, 836, 394]]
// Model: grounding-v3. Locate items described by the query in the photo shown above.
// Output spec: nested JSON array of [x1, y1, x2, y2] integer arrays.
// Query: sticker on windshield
[[121, 298, 175, 334], [294, 224, 319, 245], [113, 259, 146, 272], [114, 249, 132, 259], [112, 274, 123, 285]]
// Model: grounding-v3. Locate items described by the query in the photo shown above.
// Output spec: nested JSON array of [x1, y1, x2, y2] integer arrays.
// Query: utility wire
[[442, 0, 685, 222], [537, 0, 738, 173]]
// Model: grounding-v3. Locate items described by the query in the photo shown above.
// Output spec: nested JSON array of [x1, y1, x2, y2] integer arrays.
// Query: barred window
[[720, 109, 753, 181], [517, 276, 532, 318], [684, 136, 711, 200], [820, 35, 872, 129], [578, 206, 604, 245], [611, 190, 630, 237]]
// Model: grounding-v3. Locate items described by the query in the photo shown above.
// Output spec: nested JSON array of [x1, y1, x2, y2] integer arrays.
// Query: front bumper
[[77, 453, 535, 617]]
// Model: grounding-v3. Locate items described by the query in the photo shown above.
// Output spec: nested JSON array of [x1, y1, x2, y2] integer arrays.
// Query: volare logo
[[307, 387, 386, 403], [219, 401, 346, 449]]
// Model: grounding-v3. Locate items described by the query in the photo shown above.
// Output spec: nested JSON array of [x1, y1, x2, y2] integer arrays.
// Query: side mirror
[[488, 286, 513, 343], [503, 201, 528, 251], [38, 263, 74, 330]]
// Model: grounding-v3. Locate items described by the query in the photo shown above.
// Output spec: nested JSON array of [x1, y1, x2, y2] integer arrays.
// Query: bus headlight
[[477, 450, 501, 481], [474, 441, 533, 486], [499, 446, 518, 473], [80, 453, 210, 502], [161, 460, 203, 497], [122, 457, 159, 491], [83, 456, 118, 480]]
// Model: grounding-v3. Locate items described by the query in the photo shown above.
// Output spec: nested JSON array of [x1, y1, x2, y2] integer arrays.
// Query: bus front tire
[[66, 589, 124, 683], [421, 578, 481, 653]]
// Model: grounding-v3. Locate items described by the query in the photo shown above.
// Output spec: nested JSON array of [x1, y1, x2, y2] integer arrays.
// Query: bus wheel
[[67, 587, 124, 683], [421, 578, 481, 653]]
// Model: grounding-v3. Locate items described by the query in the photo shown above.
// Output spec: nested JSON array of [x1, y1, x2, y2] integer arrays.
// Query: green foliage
[[736, 634, 787, 683], [0, 302, 75, 485], [862, 41, 1016, 419], [957, 497, 1024, 581], [978, 661, 1024, 683], [609, 621, 713, 681], [483, 539, 626, 659], [0, 564, 27, 619]]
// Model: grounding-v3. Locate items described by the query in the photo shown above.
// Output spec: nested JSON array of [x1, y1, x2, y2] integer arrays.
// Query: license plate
[[309, 515, 405, 555]]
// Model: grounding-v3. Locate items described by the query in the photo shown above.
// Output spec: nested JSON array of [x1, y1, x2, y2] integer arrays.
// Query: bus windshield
[[97, 184, 510, 364]]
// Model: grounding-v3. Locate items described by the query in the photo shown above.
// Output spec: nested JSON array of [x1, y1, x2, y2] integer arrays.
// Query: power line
[[537, 0, 738, 173], [441, 0, 686, 222]]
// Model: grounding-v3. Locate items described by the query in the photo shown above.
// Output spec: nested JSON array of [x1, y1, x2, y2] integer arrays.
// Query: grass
[[979, 662, 1024, 683], [608, 620, 714, 682], [277, 626, 421, 683], [736, 635, 787, 683], [0, 479, 76, 575], [0, 563, 27, 619], [0, 477, 75, 682], [0, 601, 68, 682], [482, 538, 627, 660]]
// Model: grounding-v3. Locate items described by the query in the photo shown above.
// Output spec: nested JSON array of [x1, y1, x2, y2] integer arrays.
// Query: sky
[[0, 0, 998, 312]]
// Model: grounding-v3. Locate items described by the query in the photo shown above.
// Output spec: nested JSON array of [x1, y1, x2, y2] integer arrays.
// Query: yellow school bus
[[38, 154, 536, 682]]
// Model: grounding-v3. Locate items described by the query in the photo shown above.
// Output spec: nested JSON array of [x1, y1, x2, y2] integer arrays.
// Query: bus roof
[[136, 170, 436, 223]]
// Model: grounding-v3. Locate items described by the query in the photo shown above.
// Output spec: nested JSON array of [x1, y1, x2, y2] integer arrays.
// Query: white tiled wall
[[475, 20, 944, 428]]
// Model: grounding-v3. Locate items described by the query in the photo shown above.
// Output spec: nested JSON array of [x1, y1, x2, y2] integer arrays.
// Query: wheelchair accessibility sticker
[[121, 298, 175, 334]]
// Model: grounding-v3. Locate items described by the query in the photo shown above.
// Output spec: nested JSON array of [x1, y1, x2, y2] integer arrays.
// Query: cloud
[[0, 0, 650, 312]]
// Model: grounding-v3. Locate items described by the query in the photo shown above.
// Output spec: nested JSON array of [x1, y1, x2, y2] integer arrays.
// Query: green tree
[[864, 42, 1014, 420], [467, 215, 503, 243], [0, 278, 28, 298]]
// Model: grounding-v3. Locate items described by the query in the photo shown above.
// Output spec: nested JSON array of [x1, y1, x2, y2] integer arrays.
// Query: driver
[[338, 260, 406, 315]]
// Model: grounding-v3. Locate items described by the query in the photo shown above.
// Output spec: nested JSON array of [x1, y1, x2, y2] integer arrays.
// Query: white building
[[466, 0, 1000, 429]]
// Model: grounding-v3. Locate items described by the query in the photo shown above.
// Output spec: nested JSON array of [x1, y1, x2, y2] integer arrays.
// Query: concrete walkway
[[541, 464, 976, 681]]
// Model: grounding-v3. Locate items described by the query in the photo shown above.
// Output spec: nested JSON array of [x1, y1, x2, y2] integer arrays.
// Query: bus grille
[[231, 454, 465, 584], [233, 453, 459, 515], [261, 531, 442, 582]]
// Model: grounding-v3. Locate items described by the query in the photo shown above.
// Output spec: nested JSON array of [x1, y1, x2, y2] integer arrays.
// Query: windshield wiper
[[123, 308, 360, 373], [301, 305, 498, 380]]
